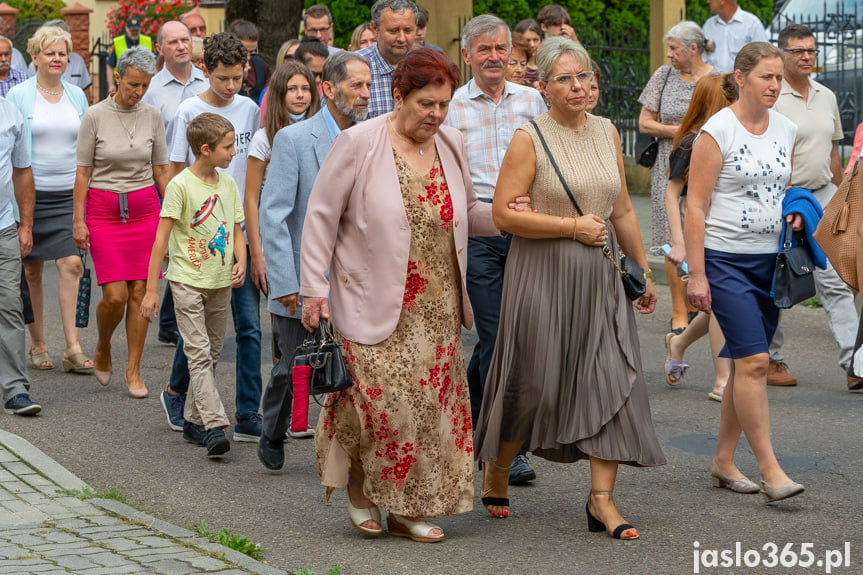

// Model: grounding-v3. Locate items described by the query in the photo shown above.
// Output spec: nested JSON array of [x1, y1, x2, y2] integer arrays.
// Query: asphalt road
[[3, 265, 862, 575]]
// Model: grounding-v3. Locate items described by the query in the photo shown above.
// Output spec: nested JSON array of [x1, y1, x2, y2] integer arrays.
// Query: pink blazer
[[300, 114, 497, 345]]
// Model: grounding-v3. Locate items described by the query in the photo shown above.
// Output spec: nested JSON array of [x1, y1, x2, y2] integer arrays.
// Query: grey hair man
[[356, 0, 418, 118], [446, 14, 546, 485], [702, 0, 767, 71], [768, 23, 859, 390], [0, 36, 27, 97], [256, 50, 373, 468]]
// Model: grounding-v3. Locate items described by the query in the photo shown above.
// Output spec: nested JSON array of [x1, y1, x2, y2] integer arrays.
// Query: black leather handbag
[[293, 319, 353, 405], [531, 120, 646, 301], [773, 222, 816, 309], [635, 67, 671, 168]]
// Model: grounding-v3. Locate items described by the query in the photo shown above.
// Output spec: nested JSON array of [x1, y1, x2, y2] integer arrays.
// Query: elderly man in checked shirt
[[446, 14, 546, 487]]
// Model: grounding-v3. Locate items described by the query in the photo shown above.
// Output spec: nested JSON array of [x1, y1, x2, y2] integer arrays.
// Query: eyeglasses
[[306, 25, 332, 35], [783, 48, 819, 57], [548, 71, 594, 86]]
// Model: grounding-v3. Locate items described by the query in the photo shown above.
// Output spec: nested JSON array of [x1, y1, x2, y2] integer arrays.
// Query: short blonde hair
[[28, 26, 72, 59]]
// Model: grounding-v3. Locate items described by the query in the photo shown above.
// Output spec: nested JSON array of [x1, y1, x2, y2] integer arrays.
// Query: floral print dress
[[315, 150, 474, 518]]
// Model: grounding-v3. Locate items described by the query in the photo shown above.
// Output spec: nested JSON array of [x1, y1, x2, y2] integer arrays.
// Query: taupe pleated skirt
[[474, 225, 666, 467]]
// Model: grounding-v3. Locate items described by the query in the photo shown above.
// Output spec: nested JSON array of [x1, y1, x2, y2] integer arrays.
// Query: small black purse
[[635, 67, 671, 169], [293, 319, 353, 406], [773, 222, 816, 309], [635, 134, 659, 169], [530, 120, 646, 301]]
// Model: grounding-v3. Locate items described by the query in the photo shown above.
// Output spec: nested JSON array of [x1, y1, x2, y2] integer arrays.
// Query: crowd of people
[[1, 0, 858, 543]]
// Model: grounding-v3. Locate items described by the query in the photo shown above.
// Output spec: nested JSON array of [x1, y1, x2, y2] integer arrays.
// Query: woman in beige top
[[474, 38, 664, 539], [72, 47, 170, 398]]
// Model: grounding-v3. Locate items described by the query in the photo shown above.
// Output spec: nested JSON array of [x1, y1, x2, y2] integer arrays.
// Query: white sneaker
[[289, 427, 315, 439]]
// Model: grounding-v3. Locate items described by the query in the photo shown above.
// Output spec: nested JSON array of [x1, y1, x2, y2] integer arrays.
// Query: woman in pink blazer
[[300, 49, 497, 543]]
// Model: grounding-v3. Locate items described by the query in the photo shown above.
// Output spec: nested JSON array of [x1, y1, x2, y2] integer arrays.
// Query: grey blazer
[[260, 110, 333, 318]]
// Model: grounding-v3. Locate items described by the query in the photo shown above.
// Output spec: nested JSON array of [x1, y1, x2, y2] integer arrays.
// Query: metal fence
[[572, 21, 650, 157]]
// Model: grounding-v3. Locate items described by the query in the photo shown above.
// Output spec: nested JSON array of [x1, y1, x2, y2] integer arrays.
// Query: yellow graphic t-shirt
[[160, 169, 245, 289]]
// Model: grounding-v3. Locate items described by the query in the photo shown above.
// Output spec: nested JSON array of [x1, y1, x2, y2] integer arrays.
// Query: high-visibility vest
[[113, 34, 152, 60]]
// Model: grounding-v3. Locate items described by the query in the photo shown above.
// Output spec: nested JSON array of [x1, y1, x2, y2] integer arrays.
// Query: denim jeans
[[465, 234, 511, 428], [168, 250, 262, 419]]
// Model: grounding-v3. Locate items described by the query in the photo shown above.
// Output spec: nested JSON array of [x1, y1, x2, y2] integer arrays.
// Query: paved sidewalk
[[0, 429, 286, 575]]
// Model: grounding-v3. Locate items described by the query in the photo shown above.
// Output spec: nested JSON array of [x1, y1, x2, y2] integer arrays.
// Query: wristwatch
[[644, 269, 654, 282]]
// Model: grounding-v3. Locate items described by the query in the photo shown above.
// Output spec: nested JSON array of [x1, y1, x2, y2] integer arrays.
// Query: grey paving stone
[[0, 449, 15, 463], [0, 480, 35, 494], [0, 471, 14, 484], [76, 523, 143, 535], [85, 515, 123, 526], [3, 533, 46, 546], [91, 499, 196, 539], [0, 560, 58, 573], [3, 461, 34, 475], [20, 474, 53, 487], [17, 492, 47, 506], [124, 547, 200, 560], [132, 535, 175, 548], [0, 510, 50, 529], [187, 554, 238, 571], [52, 518, 89, 530], [0, 544, 24, 559], [39, 543, 107, 557], [97, 537, 140, 551], [52, 554, 101, 570], [39, 531, 82, 544], [85, 528, 153, 540], [75, 567, 155, 575], [0, 489, 15, 501], [1, 499, 32, 513], [145, 558, 198, 575], [87, 550, 140, 567]]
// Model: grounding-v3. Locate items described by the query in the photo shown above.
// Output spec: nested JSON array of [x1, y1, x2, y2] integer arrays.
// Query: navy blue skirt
[[705, 248, 779, 359]]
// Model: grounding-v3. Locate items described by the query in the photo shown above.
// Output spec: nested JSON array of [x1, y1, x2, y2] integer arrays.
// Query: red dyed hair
[[391, 48, 461, 100]]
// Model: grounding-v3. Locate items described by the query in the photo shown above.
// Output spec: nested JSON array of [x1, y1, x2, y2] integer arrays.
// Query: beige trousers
[[171, 281, 231, 429]]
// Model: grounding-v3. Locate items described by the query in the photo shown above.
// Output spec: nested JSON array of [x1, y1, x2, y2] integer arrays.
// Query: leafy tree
[[5, 0, 65, 22], [228, 0, 303, 67]]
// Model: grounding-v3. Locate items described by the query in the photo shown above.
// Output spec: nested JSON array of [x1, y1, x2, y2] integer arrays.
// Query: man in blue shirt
[[0, 97, 40, 416]]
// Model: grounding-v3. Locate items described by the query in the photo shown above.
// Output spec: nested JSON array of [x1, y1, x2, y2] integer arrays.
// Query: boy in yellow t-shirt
[[142, 113, 245, 459]]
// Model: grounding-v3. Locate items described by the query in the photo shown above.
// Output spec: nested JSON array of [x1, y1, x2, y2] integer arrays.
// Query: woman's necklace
[[388, 116, 428, 156], [36, 82, 62, 96], [112, 96, 139, 148]]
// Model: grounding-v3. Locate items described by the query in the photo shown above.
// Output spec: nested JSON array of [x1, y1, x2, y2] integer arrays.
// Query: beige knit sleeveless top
[[521, 112, 621, 220]]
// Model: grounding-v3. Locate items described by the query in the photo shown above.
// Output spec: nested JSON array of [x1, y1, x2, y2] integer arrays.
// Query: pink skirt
[[86, 185, 160, 285]]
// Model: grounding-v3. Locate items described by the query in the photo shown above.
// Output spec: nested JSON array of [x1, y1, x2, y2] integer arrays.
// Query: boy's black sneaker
[[205, 428, 230, 458], [182, 421, 206, 446]]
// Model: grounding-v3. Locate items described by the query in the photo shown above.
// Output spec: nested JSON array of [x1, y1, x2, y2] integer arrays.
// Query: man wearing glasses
[[304, 4, 341, 54], [769, 23, 859, 390], [702, 0, 767, 71]]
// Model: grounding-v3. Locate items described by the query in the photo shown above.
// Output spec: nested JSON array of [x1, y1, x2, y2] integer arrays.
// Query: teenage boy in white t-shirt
[[160, 32, 264, 445], [142, 113, 245, 458]]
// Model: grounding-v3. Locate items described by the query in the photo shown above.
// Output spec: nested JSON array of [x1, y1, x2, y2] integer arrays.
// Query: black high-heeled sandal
[[480, 461, 510, 518], [586, 491, 638, 540]]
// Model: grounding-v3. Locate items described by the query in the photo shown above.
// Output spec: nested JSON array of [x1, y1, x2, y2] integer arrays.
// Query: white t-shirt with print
[[699, 107, 797, 255]]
